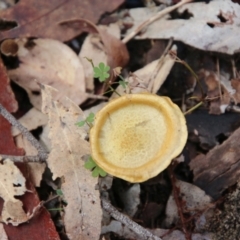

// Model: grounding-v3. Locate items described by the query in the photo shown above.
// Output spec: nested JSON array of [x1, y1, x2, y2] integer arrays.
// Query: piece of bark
[[190, 126, 240, 199]]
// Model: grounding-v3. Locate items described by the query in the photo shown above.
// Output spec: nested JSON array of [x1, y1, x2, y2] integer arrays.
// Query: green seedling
[[119, 79, 128, 89], [84, 156, 107, 177], [94, 62, 110, 82], [55, 188, 68, 204], [76, 112, 95, 127], [56, 189, 63, 196], [85, 58, 128, 93]]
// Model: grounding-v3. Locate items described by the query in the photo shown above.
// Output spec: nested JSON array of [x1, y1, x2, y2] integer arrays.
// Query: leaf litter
[[121, 0, 240, 54], [2, 0, 240, 239], [0, 158, 27, 226], [41, 84, 101, 240], [1, 38, 87, 109]]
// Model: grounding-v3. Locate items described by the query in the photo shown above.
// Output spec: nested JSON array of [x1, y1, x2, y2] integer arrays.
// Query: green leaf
[[84, 156, 96, 170], [92, 166, 107, 177], [84, 156, 107, 178], [98, 167, 107, 177], [56, 189, 63, 196], [119, 80, 128, 89], [75, 120, 86, 127], [92, 168, 99, 177], [93, 62, 110, 82], [86, 112, 95, 123]]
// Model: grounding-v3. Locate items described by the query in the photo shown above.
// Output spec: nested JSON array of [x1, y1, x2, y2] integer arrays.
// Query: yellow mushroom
[[90, 93, 187, 183]]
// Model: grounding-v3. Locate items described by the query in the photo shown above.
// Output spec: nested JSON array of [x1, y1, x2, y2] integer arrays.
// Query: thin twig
[[168, 164, 192, 240], [0, 154, 44, 163], [101, 199, 162, 240], [0, 103, 48, 162], [231, 59, 237, 79], [148, 37, 174, 92], [216, 58, 222, 100], [122, 0, 193, 44]]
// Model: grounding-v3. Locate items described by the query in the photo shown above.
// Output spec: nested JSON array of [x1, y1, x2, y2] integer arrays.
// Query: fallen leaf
[[12, 108, 48, 136], [41, 84, 102, 240], [2, 38, 86, 109], [28, 162, 46, 187], [0, 58, 17, 112], [0, 0, 125, 42], [195, 69, 232, 114], [122, 184, 140, 217], [64, 19, 129, 94], [15, 134, 38, 156], [102, 220, 141, 240], [190, 126, 240, 199], [164, 180, 212, 227], [231, 78, 240, 103], [151, 229, 213, 240], [0, 56, 59, 239], [112, 45, 176, 98], [79, 23, 121, 92], [0, 58, 24, 155], [0, 159, 27, 225], [39, 125, 51, 152], [0, 224, 8, 240], [122, 0, 240, 54], [2, 162, 60, 240]]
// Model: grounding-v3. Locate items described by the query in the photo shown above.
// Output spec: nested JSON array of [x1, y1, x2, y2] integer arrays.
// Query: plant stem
[[0, 103, 48, 162], [184, 101, 203, 115], [109, 85, 121, 97]]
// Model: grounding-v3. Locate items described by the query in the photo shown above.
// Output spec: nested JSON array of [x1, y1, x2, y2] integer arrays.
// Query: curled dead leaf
[[1, 38, 86, 110]]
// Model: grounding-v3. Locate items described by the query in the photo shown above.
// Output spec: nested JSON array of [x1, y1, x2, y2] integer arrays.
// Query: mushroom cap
[[90, 94, 187, 183]]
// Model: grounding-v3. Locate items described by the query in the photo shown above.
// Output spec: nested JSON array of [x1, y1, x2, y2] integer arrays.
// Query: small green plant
[[84, 156, 107, 177], [85, 58, 128, 91], [119, 79, 128, 89], [93, 62, 110, 82], [56, 189, 63, 196], [76, 112, 95, 127], [55, 188, 67, 204]]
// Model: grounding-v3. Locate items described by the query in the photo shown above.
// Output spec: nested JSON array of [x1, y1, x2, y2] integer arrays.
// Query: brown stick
[[122, 0, 193, 44], [101, 198, 162, 240], [0, 103, 48, 162]]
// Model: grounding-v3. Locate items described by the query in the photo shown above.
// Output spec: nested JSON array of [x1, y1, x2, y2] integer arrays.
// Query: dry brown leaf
[[123, 0, 240, 54], [15, 134, 38, 156], [164, 180, 212, 227], [196, 70, 232, 114], [79, 23, 121, 91], [0, 224, 8, 240], [0, 0, 124, 42], [231, 78, 240, 103], [148, 45, 176, 93], [2, 38, 86, 110], [0, 159, 28, 226], [63, 18, 129, 94], [41, 84, 101, 240], [28, 163, 46, 187], [12, 133, 46, 188], [112, 46, 176, 98], [12, 108, 48, 137], [39, 125, 51, 152]]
